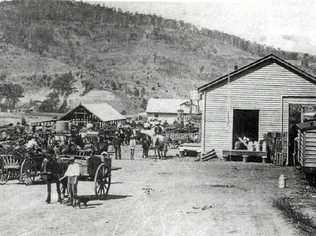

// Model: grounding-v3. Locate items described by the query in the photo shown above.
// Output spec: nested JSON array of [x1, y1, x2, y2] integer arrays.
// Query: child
[[129, 132, 136, 160], [60, 157, 80, 206]]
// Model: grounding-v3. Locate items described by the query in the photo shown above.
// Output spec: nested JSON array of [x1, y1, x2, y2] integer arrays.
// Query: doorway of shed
[[288, 104, 316, 165], [232, 109, 259, 148]]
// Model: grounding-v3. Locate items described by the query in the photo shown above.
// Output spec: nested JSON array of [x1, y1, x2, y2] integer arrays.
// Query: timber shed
[[59, 103, 125, 128], [198, 54, 316, 164]]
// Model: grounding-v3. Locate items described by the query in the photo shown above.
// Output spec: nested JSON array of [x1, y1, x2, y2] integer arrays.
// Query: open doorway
[[233, 109, 259, 148], [288, 104, 316, 165]]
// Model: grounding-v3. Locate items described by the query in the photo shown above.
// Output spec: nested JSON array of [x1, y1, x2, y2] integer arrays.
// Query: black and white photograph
[[0, 0, 316, 235]]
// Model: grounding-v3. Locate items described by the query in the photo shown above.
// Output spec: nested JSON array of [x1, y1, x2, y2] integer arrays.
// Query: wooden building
[[59, 103, 125, 128], [146, 98, 200, 124], [146, 98, 188, 124], [198, 54, 316, 164]]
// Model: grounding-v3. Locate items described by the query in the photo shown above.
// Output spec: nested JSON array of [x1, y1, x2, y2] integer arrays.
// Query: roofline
[[146, 111, 199, 115], [198, 54, 316, 92], [60, 104, 125, 122]]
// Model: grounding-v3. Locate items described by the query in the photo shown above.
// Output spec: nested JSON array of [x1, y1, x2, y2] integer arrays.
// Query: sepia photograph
[[0, 0, 316, 235]]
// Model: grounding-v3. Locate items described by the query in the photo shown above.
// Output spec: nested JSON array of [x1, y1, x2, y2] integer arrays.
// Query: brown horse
[[42, 157, 68, 203], [155, 134, 168, 159]]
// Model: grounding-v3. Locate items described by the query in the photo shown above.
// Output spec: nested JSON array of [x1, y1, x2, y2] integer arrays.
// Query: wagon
[[0, 152, 47, 185], [1, 150, 112, 198], [58, 150, 112, 198]]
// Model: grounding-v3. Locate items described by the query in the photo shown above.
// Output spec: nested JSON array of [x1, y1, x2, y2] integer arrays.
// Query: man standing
[[113, 131, 122, 160], [60, 157, 80, 206]]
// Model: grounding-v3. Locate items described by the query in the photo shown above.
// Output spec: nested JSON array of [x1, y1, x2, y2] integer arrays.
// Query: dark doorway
[[233, 109, 259, 148], [288, 104, 302, 166], [288, 104, 316, 165]]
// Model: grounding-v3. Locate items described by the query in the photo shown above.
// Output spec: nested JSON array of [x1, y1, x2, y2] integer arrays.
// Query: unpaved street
[[0, 159, 304, 236]]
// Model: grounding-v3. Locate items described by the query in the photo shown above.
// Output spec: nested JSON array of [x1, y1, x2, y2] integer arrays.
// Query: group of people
[[0, 120, 171, 205], [111, 122, 170, 160]]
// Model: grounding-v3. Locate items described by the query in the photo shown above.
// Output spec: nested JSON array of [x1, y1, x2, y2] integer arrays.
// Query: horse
[[139, 127, 168, 159], [155, 134, 168, 159], [42, 157, 68, 204]]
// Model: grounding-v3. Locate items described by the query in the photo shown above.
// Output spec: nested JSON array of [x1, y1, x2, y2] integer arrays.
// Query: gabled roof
[[146, 98, 188, 114], [60, 103, 125, 122], [198, 54, 316, 92]]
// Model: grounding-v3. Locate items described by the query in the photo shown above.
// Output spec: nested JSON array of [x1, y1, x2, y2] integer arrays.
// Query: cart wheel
[[94, 163, 111, 198], [0, 169, 8, 185], [20, 159, 34, 185]]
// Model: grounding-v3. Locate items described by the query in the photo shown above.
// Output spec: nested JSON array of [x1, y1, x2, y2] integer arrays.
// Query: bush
[[110, 80, 117, 90]]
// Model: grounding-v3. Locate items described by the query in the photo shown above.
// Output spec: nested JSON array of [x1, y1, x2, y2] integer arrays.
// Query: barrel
[[55, 121, 69, 133]]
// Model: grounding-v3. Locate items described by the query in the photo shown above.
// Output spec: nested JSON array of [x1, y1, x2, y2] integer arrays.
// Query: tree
[[39, 91, 60, 112], [81, 79, 94, 95], [140, 87, 146, 96], [140, 98, 147, 110], [133, 87, 140, 97], [51, 72, 77, 96], [0, 83, 24, 110]]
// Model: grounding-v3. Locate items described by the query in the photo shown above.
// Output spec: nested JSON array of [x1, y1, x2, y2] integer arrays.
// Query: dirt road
[[0, 159, 305, 236]]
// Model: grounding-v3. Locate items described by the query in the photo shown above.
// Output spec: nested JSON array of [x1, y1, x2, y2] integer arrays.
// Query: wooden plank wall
[[203, 62, 316, 157], [303, 130, 316, 168]]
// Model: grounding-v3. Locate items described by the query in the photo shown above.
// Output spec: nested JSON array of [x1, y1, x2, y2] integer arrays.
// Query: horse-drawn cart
[[1, 149, 112, 200], [52, 151, 112, 198]]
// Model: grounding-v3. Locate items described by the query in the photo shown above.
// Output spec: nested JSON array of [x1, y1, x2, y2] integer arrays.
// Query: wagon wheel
[[20, 158, 35, 185], [94, 163, 111, 198], [0, 169, 8, 185]]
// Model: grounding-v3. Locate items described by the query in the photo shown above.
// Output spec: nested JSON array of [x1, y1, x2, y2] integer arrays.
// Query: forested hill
[[0, 0, 315, 114]]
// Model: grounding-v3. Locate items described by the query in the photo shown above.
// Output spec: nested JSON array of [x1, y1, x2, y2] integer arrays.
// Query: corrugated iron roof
[[198, 54, 316, 92], [60, 103, 125, 122], [146, 98, 188, 114], [83, 103, 125, 122]]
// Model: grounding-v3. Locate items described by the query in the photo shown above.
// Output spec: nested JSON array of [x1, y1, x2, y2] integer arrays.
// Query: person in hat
[[113, 131, 122, 160], [129, 131, 137, 160], [60, 157, 80, 206], [101, 151, 109, 162]]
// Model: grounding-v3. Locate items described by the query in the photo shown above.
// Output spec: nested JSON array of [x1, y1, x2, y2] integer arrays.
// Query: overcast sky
[[81, 0, 316, 55]]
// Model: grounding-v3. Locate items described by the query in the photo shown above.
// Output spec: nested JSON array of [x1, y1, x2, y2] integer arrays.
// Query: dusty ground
[[0, 146, 307, 236], [273, 168, 316, 234]]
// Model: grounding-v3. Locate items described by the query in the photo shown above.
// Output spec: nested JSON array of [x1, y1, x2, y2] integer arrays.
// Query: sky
[[81, 0, 316, 55]]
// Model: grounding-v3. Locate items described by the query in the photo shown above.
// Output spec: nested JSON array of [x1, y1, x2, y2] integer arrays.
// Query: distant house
[[198, 54, 316, 164], [146, 98, 199, 124], [59, 103, 125, 128]]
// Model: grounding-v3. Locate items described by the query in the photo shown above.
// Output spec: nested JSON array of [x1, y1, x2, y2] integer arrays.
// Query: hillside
[[0, 0, 315, 114]]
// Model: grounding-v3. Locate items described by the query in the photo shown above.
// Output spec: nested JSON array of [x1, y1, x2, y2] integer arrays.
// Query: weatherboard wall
[[202, 62, 316, 157]]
